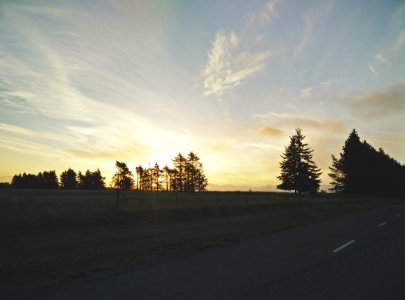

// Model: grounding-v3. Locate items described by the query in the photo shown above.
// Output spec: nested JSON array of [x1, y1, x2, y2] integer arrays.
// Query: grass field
[[0, 189, 330, 222], [0, 189, 401, 299]]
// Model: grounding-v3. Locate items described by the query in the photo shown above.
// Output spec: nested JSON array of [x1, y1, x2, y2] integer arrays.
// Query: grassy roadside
[[0, 192, 401, 299]]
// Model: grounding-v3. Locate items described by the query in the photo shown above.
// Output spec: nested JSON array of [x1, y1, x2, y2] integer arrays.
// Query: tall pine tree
[[277, 129, 322, 194], [329, 129, 362, 193]]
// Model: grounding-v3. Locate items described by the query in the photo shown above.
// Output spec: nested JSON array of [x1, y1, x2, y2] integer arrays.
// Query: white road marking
[[332, 240, 356, 253], [379, 222, 387, 227], [396, 213, 401, 217]]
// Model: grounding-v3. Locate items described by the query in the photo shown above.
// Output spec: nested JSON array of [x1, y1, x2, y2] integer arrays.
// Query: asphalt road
[[37, 203, 405, 300]]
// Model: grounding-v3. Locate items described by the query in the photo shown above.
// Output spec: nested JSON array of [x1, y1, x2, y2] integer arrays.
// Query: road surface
[[37, 203, 405, 299]]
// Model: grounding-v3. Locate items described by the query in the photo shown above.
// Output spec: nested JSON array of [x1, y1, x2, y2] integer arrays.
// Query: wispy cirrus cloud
[[201, 1, 280, 97], [368, 5, 405, 77], [202, 31, 271, 97], [293, 0, 334, 61], [245, 0, 279, 25], [0, 123, 68, 158]]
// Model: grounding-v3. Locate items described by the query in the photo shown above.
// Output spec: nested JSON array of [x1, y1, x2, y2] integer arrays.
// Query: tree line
[[6, 131, 404, 196], [11, 171, 59, 189], [9, 151, 208, 192], [111, 152, 208, 192], [277, 128, 405, 197], [11, 169, 106, 190]]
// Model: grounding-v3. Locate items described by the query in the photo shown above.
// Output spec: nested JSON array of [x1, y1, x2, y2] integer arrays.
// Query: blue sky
[[1, 0, 404, 190]]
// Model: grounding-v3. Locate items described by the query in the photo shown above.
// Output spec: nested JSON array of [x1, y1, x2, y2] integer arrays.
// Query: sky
[[0, 0, 404, 190]]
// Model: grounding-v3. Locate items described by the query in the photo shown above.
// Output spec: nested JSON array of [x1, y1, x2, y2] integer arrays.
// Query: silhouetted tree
[[163, 165, 171, 191], [170, 169, 180, 191], [135, 165, 143, 190], [196, 171, 208, 192], [111, 161, 134, 190], [90, 169, 106, 189], [185, 152, 207, 192], [11, 171, 59, 189], [169, 152, 208, 192], [60, 168, 78, 189], [41, 171, 59, 189], [151, 163, 163, 191], [78, 171, 89, 189], [329, 129, 405, 196], [172, 153, 186, 192], [20, 173, 37, 188], [133, 152, 208, 192], [277, 129, 322, 194], [329, 129, 361, 193], [78, 169, 105, 189], [141, 167, 152, 191]]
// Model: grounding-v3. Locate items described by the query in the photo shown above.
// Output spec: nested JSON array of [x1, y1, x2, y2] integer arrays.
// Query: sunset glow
[[1, 0, 404, 190]]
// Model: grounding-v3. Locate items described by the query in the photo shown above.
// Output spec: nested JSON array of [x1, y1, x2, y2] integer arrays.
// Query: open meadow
[[0, 189, 331, 222], [0, 189, 401, 299]]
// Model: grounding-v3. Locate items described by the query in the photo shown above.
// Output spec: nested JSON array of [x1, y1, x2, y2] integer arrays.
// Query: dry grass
[[0, 190, 306, 221], [0, 190, 399, 299]]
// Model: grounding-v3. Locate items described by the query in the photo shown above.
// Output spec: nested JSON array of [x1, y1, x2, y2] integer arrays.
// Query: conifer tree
[[172, 153, 186, 191], [277, 128, 322, 194], [329, 129, 405, 196], [329, 129, 362, 193]]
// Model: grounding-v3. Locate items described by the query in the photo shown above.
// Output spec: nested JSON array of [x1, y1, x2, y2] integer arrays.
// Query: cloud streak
[[245, 0, 279, 25], [367, 6, 405, 77], [202, 31, 271, 96], [293, 0, 334, 61]]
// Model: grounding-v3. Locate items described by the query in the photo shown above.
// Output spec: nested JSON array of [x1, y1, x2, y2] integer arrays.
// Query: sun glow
[[1, 0, 404, 191]]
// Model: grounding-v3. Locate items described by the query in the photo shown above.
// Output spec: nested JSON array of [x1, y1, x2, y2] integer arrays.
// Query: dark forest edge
[[328, 129, 405, 197], [1, 130, 404, 197]]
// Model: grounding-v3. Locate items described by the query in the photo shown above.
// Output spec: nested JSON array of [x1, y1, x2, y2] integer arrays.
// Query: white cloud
[[202, 31, 271, 96]]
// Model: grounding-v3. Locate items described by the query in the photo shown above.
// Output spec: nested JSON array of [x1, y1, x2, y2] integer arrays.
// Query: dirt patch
[[0, 195, 399, 299]]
